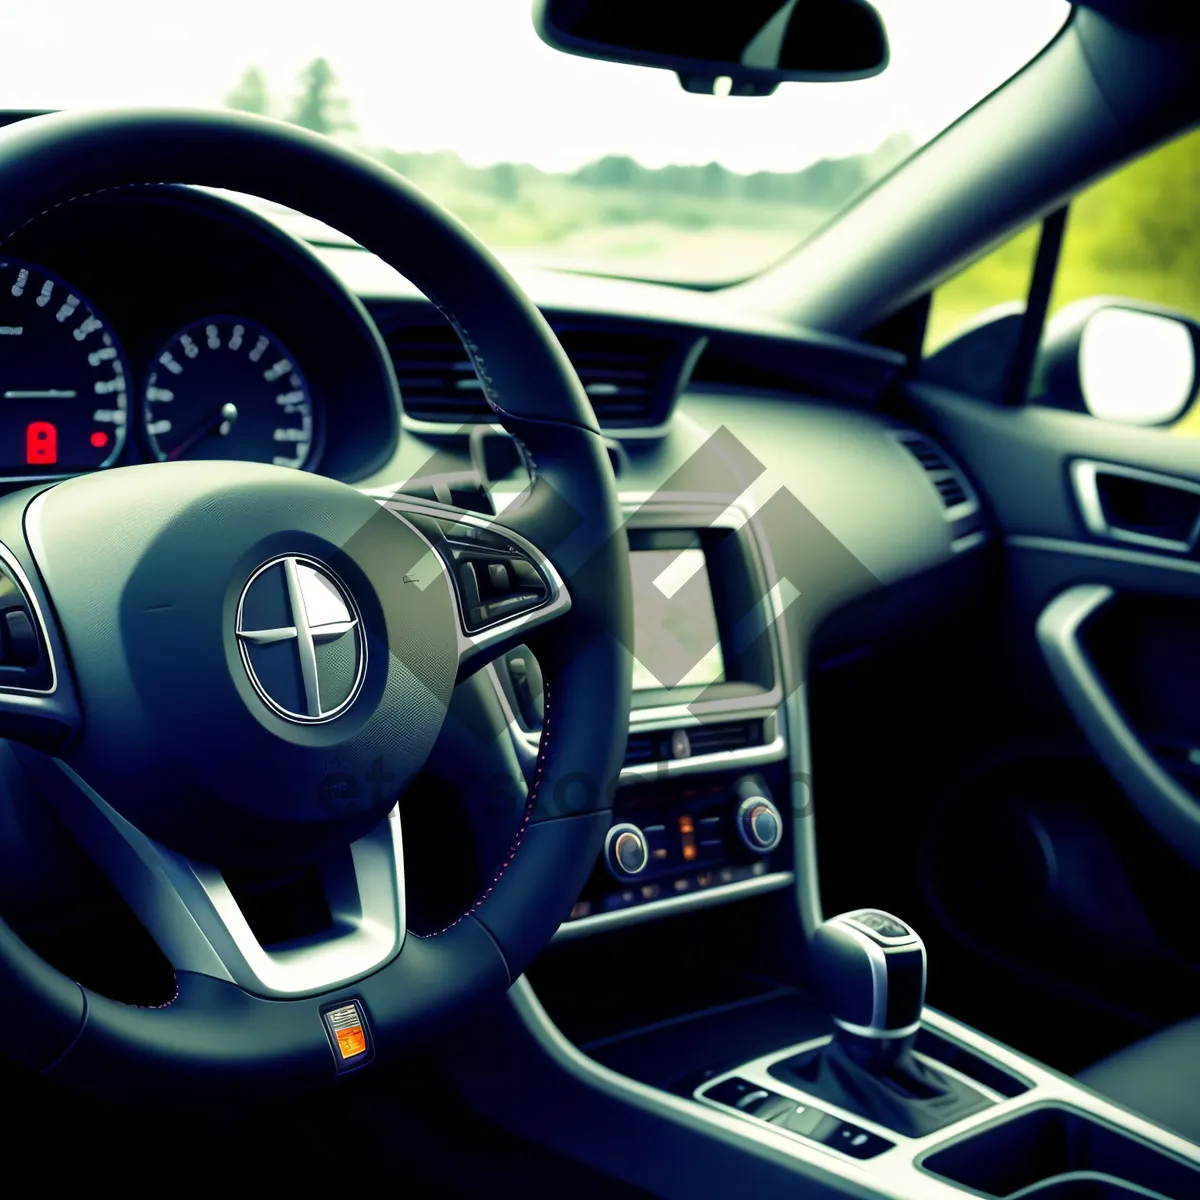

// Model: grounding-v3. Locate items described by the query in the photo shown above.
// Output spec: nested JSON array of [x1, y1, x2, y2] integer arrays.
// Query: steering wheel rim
[[0, 108, 633, 1103]]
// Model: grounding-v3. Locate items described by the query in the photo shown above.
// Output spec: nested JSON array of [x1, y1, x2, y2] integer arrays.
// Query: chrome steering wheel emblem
[[236, 555, 366, 723]]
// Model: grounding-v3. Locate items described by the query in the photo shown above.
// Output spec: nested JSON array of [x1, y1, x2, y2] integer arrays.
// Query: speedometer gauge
[[142, 317, 315, 467], [0, 259, 129, 473]]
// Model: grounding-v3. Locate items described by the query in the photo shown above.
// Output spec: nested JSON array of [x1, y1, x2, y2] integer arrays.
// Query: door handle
[[1071, 460, 1200, 554]]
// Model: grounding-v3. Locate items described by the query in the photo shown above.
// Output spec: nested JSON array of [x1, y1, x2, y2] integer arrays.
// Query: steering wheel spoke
[[0, 534, 80, 751], [378, 494, 571, 680], [20, 751, 407, 999]]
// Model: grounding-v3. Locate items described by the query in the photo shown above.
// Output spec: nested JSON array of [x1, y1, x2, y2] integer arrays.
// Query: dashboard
[[0, 185, 398, 485], [0, 172, 992, 942]]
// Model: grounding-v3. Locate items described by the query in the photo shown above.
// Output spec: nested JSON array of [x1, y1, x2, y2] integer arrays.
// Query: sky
[[0, 0, 1070, 174]]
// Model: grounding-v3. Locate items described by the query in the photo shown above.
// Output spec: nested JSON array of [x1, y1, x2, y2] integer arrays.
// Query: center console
[[454, 497, 1200, 1199], [492, 500, 797, 936], [689, 910, 1200, 1198], [443, 904, 1200, 1200]]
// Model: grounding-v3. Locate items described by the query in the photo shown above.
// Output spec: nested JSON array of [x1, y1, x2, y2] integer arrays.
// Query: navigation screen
[[629, 548, 725, 691]]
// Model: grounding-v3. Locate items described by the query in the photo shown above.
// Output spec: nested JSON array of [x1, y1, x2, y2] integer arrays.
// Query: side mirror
[[1037, 299, 1199, 426], [532, 0, 889, 97]]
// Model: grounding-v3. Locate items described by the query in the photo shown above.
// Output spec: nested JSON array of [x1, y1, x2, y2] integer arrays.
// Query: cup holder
[[1010, 1174, 1186, 1200], [919, 1104, 1200, 1200]]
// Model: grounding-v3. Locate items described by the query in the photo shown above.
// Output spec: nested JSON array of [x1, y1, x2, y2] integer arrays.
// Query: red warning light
[[25, 421, 57, 465], [90, 431, 109, 450]]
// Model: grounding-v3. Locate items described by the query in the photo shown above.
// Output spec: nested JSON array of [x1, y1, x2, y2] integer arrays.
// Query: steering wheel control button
[[736, 794, 783, 854], [321, 1000, 373, 1073], [235, 555, 366, 724], [3, 609, 38, 665], [509, 557, 543, 589], [0, 556, 50, 688], [411, 512, 554, 633], [458, 562, 483, 608], [457, 555, 546, 629], [437, 518, 518, 553], [605, 822, 649, 878]]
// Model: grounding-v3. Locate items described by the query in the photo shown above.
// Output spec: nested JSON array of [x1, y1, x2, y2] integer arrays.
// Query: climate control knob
[[605, 822, 649, 878], [736, 795, 783, 854]]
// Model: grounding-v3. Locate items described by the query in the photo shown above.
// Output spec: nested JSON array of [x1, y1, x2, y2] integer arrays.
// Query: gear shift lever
[[811, 908, 926, 1074], [769, 908, 991, 1137]]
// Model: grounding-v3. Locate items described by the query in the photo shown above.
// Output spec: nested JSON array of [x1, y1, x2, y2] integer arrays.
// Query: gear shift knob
[[811, 909, 926, 1072]]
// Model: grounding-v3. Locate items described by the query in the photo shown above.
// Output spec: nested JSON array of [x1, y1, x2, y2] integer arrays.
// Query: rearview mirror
[[532, 0, 890, 96], [1037, 299, 1199, 426]]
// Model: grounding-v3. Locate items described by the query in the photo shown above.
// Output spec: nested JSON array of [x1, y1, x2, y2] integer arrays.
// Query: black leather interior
[[1076, 1017, 1200, 1144], [0, 107, 634, 1100], [768, 1037, 992, 1139]]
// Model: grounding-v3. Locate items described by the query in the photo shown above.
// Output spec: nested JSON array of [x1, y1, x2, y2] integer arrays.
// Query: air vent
[[555, 328, 673, 426], [623, 731, 658, 766], [384, 319, 675, 427], [891, 431, 980, 523], [933, 475, 969, 508], [686, 721, 764, 755], [384, 324, 491, 422], [902, 437, 953, 473], [622, 720, 766, 767]]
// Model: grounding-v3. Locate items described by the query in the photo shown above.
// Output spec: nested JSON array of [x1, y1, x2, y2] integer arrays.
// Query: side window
[[924, 225, 1040, 356], [1047, 126, 1200, 326], [1035, 125, 1200, 428], [924, 125, 1200, 427]]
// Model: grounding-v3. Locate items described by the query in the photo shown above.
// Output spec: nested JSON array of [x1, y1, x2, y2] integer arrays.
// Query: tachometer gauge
[[0, 259, 129, 473], [142, 317, 315, 467]]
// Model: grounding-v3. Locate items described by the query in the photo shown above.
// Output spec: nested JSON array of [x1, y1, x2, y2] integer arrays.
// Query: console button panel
[[567, 767, 791, 921], [700, 1075, 894, 1161]]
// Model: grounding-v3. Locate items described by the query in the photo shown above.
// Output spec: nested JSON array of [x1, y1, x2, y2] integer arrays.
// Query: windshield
[[0, 0, 1070, 285]]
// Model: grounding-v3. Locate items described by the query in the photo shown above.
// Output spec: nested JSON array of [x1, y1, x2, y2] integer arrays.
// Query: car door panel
[[880, 378, 1200, 1065]]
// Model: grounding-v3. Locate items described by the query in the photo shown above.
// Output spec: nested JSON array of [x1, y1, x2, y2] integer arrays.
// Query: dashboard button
[[703, 1077, 789, 1119], [736, 795, 783, 854], [604, 823, 649, 878], [749, 1095, 794, 1121], [752, 806, 778, 844], [769, 1102, 826, 1137], [820, 1120, 893, 1159], [614, 833, 645, 873]]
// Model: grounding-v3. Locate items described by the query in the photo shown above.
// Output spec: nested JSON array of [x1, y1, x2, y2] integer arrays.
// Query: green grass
[[375, 153, 839, 280], [926, 126, 1200, 410]]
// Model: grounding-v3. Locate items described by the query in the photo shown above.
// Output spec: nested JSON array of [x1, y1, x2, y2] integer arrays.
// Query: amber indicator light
[[336, 1025, 366, 1059], [322, 1001, 372, 1071], [679, 814, 697, 862]]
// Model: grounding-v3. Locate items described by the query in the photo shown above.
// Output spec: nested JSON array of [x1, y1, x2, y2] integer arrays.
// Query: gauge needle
[[167, 402, 239, 461]]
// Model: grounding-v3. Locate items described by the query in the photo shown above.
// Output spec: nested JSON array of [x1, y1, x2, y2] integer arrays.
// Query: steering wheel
[[0, 109, 632, 1103]]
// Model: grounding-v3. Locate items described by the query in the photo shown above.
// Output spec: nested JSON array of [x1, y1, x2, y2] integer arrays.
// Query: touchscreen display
[[629, 548, 725, 691]]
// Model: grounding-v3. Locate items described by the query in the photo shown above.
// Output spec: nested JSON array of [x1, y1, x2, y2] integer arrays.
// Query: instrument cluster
[[0, 185, 399, 484]]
